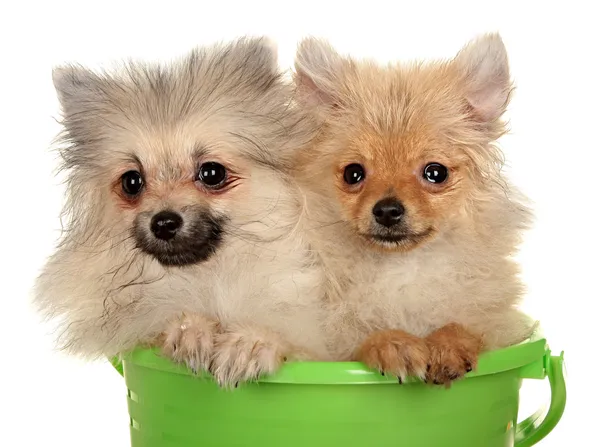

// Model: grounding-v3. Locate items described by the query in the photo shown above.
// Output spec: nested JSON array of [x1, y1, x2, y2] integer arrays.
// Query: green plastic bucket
[[112, 334, 565, 447]]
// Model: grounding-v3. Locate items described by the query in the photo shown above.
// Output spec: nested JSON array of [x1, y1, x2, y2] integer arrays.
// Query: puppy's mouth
[[133, 212, 225, 267], [361, 227, 434, 248]]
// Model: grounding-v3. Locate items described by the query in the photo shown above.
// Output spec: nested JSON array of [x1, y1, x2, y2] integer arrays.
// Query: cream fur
[[34, 37, 328, 386]]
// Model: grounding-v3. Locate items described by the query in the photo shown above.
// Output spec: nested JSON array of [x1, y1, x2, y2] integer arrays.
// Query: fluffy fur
[[34, 37, 328, 387], [294, 33, 537, 384]]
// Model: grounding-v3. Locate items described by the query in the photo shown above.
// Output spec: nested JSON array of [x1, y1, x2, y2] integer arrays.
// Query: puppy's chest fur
[[312, 224, 516, 360], [127, 233, 326, 353], [38, 220, 328, 360]]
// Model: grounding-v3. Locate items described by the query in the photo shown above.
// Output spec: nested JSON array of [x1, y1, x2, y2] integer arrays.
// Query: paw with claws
[[425, 323, 482, 387], [355, 329, 429, 383], [159, 313, 221, 374], [210, 325, 287, 389]]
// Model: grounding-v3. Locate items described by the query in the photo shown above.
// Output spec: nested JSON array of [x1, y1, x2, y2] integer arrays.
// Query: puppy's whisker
[[307, 220, 345, 231], [224, 228, 283, 249], [104, 248, 140, 282], [65, 233, 136, 255]]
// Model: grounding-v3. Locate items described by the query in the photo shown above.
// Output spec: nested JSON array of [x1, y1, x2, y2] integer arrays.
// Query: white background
[[1, 0, 597, 445]]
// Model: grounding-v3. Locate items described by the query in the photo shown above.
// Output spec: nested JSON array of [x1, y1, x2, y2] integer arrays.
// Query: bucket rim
[[117, 330, 548, 384]]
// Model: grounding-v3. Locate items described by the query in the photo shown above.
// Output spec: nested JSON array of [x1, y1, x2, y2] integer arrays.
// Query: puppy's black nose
[[151, 211, 183, 240], [373, 198, 405, 227]]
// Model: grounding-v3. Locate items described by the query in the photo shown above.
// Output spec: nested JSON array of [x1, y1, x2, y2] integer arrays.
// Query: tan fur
[[34, 38, 328, 387], [355, 329, 429, 382], [425, 323, 483, 386], [293, 34, 537, 378]]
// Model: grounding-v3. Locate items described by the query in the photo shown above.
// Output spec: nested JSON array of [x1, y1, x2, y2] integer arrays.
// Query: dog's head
[[294, 34, 512, 251], [54, 38, 307, 267]]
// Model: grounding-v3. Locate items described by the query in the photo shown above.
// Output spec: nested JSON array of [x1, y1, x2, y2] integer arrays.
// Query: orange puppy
[[294, 33, 536, 385]]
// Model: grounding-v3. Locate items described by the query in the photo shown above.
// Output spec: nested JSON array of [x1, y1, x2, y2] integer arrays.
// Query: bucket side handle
[[110, 356, 124, 377], [514, 352, 566, 447]]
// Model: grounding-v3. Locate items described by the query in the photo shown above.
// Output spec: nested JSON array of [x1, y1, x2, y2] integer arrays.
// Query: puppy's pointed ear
[[246, 36, 279, 73], [201, 37, 280, 90], [235, 36, 280, 78], [294, 37, 347, 107], [52, 65, 104, 117], [453, 33, 512, 122]]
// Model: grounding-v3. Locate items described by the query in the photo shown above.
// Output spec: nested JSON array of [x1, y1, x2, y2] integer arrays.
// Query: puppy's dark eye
[[198, 162, 227, 188], [121, 170, 144, 197], [343, 164, 365, 185], [423, 163, 448, 184]]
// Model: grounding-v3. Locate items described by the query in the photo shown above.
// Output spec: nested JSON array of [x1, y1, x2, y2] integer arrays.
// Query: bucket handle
[[110, 356, 124, 376], [514, 352, 566, 447]]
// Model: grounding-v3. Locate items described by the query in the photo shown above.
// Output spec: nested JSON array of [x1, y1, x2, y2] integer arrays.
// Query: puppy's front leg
[[210, 323, 301, 388], [354, 329, 429, 383], [158, 313, 221, 374], [425, 323, 483, 387]]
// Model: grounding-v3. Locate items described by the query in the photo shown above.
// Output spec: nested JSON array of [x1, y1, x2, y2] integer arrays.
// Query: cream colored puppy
[[35, 38, 328, 387]]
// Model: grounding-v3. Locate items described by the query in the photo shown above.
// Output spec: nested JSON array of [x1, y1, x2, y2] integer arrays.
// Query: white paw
[[160, 313, 220, 374], [210, 327, 285, 388]]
